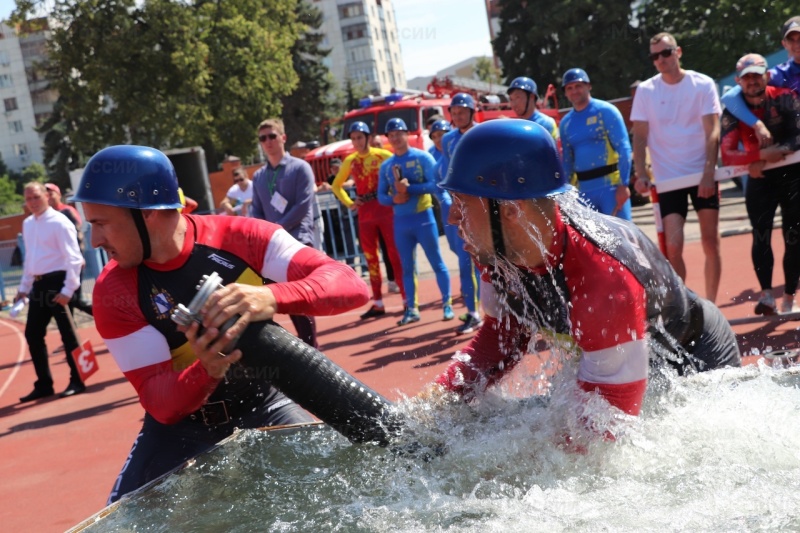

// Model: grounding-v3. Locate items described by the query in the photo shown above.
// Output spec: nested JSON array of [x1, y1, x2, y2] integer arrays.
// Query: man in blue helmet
[[428, 118, 451, 163], [559, 68, 633, 220], [435, 94, 483, 334], [428, 120, 739, 432], [73, 145, 369, 502], [507, 76, 559, 141], [332, 121, 405, 319], [378, 117, 453, 326]]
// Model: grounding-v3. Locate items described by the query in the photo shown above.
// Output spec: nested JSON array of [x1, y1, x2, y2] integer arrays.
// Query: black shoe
[[360, 305, 386, 320], [60, 382, 86, 398], [19, 388, 55, 403]]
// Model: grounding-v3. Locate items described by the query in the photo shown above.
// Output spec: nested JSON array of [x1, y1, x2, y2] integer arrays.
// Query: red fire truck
[[304, 75, 561, 183]]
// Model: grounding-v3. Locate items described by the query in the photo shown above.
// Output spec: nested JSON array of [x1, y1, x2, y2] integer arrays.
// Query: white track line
[[0, 319, 27, 400]]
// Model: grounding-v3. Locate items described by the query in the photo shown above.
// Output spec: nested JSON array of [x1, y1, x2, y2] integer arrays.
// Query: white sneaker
[[780, 296, 800, 314], [387, 281, 400, 294], [754, 291, 777, 316]]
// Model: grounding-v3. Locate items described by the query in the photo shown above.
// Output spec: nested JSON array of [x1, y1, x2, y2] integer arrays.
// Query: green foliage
[[494, 0, 798, 103], [474, 56, 501, 84], [280, 0, 337, 147], [15, 0, 303, 170], [0, 174, 23, 216], [20, 162, 47, 183], [637, 0, 797, 79]]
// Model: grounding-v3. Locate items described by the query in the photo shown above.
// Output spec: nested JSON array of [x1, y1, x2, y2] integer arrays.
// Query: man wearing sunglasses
[[219, 167, 253, 216], [251, 118, 320, 348], [631, 32, 723, 303]]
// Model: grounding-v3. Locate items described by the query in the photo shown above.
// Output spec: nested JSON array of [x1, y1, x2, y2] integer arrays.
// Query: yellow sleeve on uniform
[[332, 154, 356, 207]]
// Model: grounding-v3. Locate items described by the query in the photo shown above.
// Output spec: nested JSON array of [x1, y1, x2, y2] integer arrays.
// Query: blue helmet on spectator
[[507, 77, 538, 96], [430, 119, 452, 134], [349, 121, 371, 136], [72, 145, 183, 209], [562, 68, 591, 88], [440, 120, 571, 200], [449, 93, 476, 111], [384, 118, 409, 134]]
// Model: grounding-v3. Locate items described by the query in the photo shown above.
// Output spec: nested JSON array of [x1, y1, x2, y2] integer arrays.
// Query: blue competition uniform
[[436, 128, 480, 315], [378, 148, 451, 309], [559, 99, 632, 220], [528, 110, 559, 141]]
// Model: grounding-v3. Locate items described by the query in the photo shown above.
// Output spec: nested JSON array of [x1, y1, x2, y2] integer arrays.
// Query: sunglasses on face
[[234, 178, 244, 183], [649, 47, 676, 61], [258, 133, 280, 142]]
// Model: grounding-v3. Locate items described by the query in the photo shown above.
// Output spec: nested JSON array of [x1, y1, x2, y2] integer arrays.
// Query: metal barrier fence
[[316, 190, 365, 271]]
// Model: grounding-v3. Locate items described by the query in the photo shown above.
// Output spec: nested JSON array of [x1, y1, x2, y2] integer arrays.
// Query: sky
[[391, 0, 494, 80], [0, 0, 495, 81]]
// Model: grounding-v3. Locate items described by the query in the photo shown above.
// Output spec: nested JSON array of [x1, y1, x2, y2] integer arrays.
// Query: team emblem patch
[[150, 288, 176, 319]]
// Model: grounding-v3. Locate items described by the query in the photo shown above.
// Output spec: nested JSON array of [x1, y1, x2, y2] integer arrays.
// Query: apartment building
[[0, 21, 49, 171], [315, 0, 406, 95]]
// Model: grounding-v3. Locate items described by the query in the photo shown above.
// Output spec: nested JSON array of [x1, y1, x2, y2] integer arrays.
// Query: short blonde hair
[[258, 118, 284, 135], [650, 32, 678, 47]]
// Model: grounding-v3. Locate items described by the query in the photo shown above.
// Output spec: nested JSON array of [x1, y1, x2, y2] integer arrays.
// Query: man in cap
[[559, 68, 633, 220], [507, 76, 559, 141], [74, 145, 369, 502], [720, 53, 800, 315], [721, 15, 800, 146], [426, 120, 740, 432]]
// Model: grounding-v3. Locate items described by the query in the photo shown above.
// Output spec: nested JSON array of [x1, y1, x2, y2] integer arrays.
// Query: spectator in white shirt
[[219, 167, 253, 216], [17, 182, 87, 402]]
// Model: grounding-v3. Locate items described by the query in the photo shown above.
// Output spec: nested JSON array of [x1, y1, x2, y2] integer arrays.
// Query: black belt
[[356, 192, 377, 203], [575, 163, 618, 182], [189, 400, 232, 426], [33, 270, 66, 282]]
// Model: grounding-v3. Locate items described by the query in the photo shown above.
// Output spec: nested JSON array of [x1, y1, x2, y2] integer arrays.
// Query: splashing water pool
[[80, 363, 800, 532]]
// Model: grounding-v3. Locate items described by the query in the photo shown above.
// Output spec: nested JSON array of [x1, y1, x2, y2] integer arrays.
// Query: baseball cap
[[735, 53, 767, 77], [330, 158, 342, 166], [782, 16, 800, 39], [45, 183, 60, 194]]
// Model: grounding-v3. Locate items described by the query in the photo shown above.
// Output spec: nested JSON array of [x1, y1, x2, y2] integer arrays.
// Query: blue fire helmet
[[349, 121, 371, 136], [384, 118, 409, 134], [562, 68, 590, 88], [72, 145, 183, 209], [430, 119, 452, 134], [440, 120, 571, 200], [448, 93, 476, 111], [507, 76, 538, 96]]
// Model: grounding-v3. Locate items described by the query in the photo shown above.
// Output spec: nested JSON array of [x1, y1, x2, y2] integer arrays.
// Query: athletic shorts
[[657, 184, 720, 219]]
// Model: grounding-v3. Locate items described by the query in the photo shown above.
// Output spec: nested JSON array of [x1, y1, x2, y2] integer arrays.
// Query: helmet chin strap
[[488, 198, 506, 258], [130, 209, 152, 262]]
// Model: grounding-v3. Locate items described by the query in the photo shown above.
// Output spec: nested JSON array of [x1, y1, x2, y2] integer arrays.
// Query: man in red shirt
[[719, 53, 800, 315]]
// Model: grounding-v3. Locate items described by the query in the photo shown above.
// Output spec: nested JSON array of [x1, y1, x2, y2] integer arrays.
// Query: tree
[[493, 0, 649, 100], [14, 0, 303, 170], [636, 0, 797, 79], [474, 56, 501, 85], [280, 0, 337, 147]]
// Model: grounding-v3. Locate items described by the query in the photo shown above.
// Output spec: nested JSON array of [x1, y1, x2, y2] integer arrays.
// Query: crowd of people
[[8, 17, 800, 505]]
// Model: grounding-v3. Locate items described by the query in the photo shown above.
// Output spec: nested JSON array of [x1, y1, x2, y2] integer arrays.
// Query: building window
[[0, 51, 9, 66], [339, 3, 363, 19], [0, 74, 12, 88], [9, 120, 22, 133], [342, 23, 367, 41], [13, 143, 28, 156], [4, 97, 17, 112]]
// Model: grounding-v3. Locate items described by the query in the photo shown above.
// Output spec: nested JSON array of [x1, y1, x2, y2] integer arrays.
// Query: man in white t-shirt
[[219, 167, 253, 216], [632, 32, 722, 303]]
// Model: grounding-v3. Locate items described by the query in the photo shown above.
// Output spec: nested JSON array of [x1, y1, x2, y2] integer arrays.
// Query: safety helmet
[[349, 121, 371, 136], [429, 119, 452, 134], [562, 68, 591, 88], [440, 120, 570, 200], [507, 77, 538, 96], [72, 145, 183, 209], [384, 118, 409, 134], [448, 93, 476, 111]]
